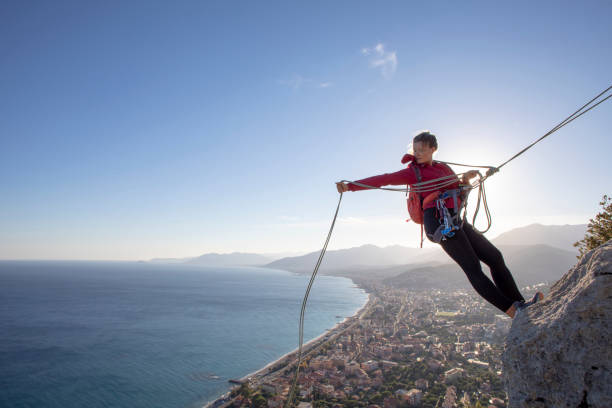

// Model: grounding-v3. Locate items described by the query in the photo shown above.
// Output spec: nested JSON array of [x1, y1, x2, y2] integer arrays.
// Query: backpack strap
[[412, 164, 422, 182], [411, 165, 424, 204], [411, 165, 425, 248], [420, 223, 424, 249]]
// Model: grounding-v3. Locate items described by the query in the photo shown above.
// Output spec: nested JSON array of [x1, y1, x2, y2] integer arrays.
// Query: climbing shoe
[[522, 291, 544, 308], [509, 300, 524, 318], [516, 292, 545, 315]]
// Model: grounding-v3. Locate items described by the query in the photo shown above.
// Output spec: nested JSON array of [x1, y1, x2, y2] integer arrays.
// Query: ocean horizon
[[0, 260, 369, 408]]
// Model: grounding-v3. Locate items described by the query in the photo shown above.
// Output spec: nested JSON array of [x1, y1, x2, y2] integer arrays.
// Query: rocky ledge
[[502, 240, 611, 407]]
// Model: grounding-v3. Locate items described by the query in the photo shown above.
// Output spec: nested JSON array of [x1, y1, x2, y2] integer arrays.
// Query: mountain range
[[150, 223, 587, 287], [186, 252, 272, 267], [491, 223, 587, 253], [265, 244, 440, 273], [381, 243, 580, 290]]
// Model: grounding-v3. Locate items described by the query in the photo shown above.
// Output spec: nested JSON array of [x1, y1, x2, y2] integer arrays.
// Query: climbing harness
[[405, 163, 479, 246], [431, 188, 466, 243], [283, 84, 611, 408]]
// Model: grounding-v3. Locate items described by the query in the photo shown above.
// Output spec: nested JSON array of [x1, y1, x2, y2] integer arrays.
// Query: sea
[[0, 261, 369, 408]]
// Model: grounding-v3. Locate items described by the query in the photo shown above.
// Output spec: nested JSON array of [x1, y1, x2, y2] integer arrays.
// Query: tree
[[574, 195, 612, 257], [252, 394, 267, 408], [370, 393, 383, 404], [238, 383, 252, 399]]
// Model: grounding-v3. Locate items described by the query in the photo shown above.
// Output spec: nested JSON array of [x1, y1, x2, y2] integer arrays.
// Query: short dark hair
[[413, 131, 438, 149]]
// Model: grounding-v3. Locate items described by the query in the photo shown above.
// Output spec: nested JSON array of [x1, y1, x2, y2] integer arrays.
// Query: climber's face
[[413, 141, 436, 164]]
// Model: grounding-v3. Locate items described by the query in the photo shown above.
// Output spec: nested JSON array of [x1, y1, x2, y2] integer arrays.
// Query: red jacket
[[347, 154, 461, 210]]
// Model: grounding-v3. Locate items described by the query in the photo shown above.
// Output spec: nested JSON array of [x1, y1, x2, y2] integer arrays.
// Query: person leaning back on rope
[[335, 131, 544, 318]]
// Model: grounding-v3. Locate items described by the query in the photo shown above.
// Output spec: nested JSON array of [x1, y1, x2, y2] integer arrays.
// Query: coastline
[[203, 280, 373, 408], [240, 291, 372, 381]]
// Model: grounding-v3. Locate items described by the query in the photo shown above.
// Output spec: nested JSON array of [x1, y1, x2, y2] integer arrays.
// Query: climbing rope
[[284, 192, 343, 408], [496, 84, 612, 171], [470, 172, 492, 233], [283, 84, 611, 408]]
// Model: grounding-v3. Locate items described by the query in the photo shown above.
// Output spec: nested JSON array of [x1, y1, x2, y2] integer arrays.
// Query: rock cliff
[[502, 240, 611, 407]]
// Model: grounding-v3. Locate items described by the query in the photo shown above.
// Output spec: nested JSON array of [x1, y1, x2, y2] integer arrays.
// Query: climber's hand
[[336, 182, 349, 193], [462, 170, 480, 183]]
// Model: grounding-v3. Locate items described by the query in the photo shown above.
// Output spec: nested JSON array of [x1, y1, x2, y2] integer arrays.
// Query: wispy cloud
[[361, 43, 397, 79], [277, 75, 306, 90], [277, 74, 332, 90]]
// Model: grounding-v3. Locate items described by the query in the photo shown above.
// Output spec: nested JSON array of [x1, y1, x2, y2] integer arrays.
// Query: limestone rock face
[[502, 240, 611, 407]]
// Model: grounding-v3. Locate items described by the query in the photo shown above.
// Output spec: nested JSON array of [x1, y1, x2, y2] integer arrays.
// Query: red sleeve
[[348, 167, 417, 191]]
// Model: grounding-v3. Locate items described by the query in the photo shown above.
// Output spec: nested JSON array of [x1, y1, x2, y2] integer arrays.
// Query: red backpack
[[406, 165, 424, 224], [405, 162, 442, 247], [406, 164, 440, 221]]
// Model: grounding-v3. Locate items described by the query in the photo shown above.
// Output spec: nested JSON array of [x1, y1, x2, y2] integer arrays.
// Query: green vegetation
[[252, 394, 267, 408], [230, 383, 252, 399], [423, 325, 457, 343], [574, 194, 612, 257], [435, 311, 458, 317]]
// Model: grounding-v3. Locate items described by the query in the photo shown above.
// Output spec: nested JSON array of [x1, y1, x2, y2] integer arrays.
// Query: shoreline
[[203, 280, 373, 408], [239, 291, 372, 381]]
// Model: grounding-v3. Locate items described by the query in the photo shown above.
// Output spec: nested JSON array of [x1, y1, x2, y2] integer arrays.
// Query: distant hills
[[382, 243, 579, 290], [491, 223, 586, 253], [149, 252, 298, 266], [186, 252, 272, 267], [150, 223, 586, 287], [265, 244, 439, 273], [264, 223, 585, 275]]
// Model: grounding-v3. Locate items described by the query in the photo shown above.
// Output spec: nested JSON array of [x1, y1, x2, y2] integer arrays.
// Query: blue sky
[[1, 1, 611, 260]]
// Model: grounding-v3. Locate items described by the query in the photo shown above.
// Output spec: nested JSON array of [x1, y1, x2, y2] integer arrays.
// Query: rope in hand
[[282, 84, 611, 408]]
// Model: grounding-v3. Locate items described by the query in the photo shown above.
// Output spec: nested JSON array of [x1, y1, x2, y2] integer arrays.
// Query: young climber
[[335, 131, 543, 318]]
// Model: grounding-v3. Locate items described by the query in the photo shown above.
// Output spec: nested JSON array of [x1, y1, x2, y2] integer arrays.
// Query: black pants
[[424, 208, 525, 312]]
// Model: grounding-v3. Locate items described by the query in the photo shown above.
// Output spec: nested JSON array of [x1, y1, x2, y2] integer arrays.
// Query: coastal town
[[207, 282, 546, 408]]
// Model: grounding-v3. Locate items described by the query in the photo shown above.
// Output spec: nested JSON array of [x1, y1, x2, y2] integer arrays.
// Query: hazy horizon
[[0, 221, 587, 262]]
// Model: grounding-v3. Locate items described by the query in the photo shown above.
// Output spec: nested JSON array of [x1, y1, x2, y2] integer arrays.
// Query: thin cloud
[[277, 75, 332, 90], [277, 75, 306, 90], [362, 43, 397, 79]]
